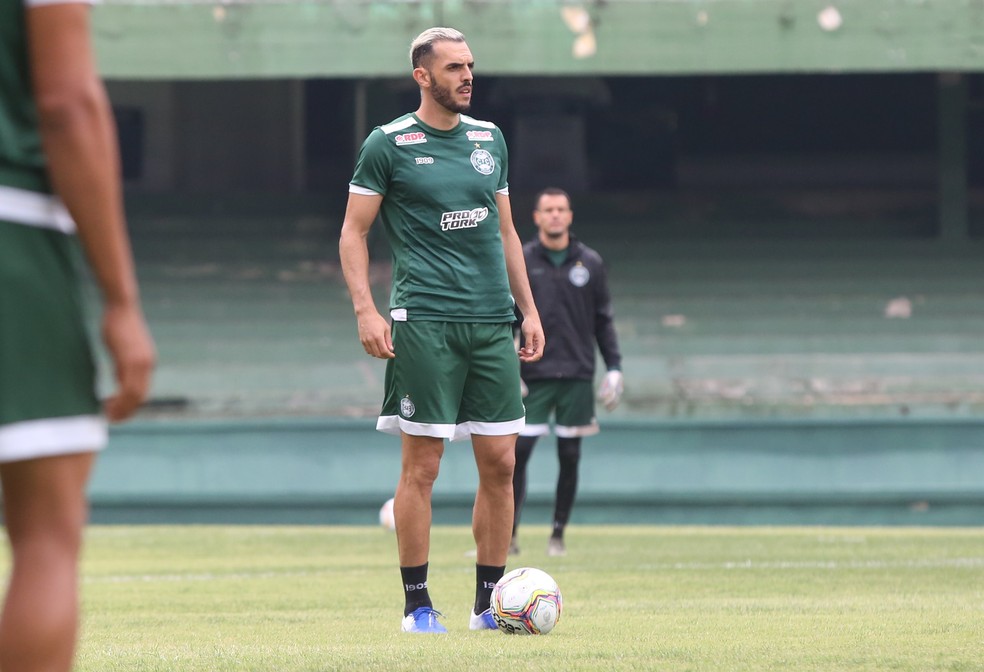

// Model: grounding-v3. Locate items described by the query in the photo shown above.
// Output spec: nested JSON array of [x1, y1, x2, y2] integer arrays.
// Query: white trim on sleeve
[[349, 184, 381, 196]]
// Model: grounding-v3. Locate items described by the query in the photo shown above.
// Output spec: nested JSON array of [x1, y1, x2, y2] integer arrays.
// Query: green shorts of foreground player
[[0, 220, 106, 462], [520, 379, 598, 438], [376, 321, 525, 441]]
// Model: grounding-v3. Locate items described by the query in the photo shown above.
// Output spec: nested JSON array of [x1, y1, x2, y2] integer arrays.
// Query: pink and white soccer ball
[[490, 567, 563, 635], [378, 497, 396, 531]]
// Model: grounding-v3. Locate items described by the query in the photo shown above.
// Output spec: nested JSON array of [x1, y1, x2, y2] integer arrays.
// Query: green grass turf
[[4, 525, 981, 671]]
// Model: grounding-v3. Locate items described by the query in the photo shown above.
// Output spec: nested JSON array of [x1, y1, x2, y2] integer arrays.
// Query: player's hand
[[520, 378, 529, 398], [597, 370, 624, 412], [101, 302, 156, 422], [358, 310, 395, 359], [518, 316, 544, 363]]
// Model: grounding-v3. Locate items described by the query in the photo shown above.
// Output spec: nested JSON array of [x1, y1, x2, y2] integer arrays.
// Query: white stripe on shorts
[[377, 415, 526, 442], [555, 422, 600, 438], [453, 417, 525, 442], [520, 422, 600, 438], [376, 414, 456, 439], [519, 422, 550, 437], [26, 0, 96, 7], [0, 415, 107, 463], [0, 185, 76, 234]]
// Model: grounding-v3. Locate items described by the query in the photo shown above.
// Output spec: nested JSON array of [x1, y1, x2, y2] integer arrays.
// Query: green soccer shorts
[[376, 321, 525, 441], [520, 379, 599, 438], [0, 220, 106, 463]]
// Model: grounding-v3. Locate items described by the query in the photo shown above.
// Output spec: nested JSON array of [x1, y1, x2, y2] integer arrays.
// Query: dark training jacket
[[517, 234, 622, 382]]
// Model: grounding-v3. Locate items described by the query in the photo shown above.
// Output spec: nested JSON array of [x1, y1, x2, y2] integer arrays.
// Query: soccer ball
[[490, 567, 562, 635], [378, 497, 396, 531]]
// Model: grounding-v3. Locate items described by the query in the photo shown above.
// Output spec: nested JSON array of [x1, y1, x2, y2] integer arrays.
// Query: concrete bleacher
[[112, 191, 984, 423], [85, 191, 984, 524]]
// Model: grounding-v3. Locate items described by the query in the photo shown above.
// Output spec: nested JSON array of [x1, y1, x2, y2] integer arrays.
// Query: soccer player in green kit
[[339, 27, 545, 633], [0, 0, 156, 669]]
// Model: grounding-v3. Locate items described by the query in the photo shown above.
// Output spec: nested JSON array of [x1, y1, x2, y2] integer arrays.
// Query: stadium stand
[[84, 192, 984, 525]]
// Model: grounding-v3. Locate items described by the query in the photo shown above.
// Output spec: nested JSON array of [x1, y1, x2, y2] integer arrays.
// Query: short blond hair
[[409, 27, 466, 68]]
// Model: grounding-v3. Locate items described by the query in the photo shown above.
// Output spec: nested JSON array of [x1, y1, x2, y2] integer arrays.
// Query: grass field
[[4, 525, 980, 671]]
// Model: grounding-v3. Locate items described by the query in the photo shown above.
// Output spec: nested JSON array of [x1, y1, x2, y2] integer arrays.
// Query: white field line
[[637, 557, 984, 571], [84, 568, 342, 584], [84, 557, 984, 585]]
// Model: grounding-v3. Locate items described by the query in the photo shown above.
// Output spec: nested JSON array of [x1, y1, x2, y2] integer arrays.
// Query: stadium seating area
[[113, 191, 984, 424], [83, 191, 984, 525]]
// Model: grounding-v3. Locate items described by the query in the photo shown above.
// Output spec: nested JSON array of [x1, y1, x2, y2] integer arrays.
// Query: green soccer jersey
[[350, 112, 515, 323], [0, 0, 84, 233]]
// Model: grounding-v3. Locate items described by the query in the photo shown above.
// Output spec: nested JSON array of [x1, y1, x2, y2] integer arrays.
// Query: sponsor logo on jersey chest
[[466, 130, 493, 142], [395, 132, 427, 146], [440, 207, 489, 231]]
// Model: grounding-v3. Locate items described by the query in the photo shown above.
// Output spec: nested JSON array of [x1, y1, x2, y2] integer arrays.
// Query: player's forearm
[[510, 278, 538, 320], [38, 80, 140, 308], [502, 231, 539, 320], [338, 226, 379, 317]]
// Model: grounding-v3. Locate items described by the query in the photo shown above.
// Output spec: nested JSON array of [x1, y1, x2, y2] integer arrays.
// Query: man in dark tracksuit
[[512, 187, 623, 557]]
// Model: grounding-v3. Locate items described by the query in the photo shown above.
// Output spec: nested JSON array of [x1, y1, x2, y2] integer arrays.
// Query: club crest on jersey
[[440, 207, 489, 231], [470, 149, 495, 175], [466, 130, 493, 142], [395, 132, 427, 146], [569, 264, 590, 287], [400, 395, 415, 418]]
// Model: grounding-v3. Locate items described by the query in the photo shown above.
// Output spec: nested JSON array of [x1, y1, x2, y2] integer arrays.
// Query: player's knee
[[479, 451, 514, 486], [11, 522, 84, 566], [402, 458, 441, 488]]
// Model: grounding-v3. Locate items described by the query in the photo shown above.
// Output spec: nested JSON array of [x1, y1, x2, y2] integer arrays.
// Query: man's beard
[[431, 77, 470, 114]]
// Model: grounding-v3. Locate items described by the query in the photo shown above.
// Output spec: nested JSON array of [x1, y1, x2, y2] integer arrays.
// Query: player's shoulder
[[362, 114, 425, 154], [365, 114, 418, 144], [459, 114, 503, 139], [458, 114, 498, 130], [376, 113, 420, 136], [573, 240, 605, 266]]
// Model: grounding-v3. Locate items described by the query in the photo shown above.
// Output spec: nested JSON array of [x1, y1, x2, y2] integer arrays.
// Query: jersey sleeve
[[496, 126, 509, 194], [349, 128, 392, 196], [591, 251, 622, 371]]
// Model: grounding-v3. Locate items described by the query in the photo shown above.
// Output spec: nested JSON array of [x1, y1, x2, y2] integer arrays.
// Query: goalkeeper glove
[[597, 370, 624, 412]]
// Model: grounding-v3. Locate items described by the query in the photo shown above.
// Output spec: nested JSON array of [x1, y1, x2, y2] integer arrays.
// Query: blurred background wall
[[85, 0, 984, 524]]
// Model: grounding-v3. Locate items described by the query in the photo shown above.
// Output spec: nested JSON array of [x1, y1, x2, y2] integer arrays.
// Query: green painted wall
[[89, 418, 984, 525], [94, 0, 984, 79]]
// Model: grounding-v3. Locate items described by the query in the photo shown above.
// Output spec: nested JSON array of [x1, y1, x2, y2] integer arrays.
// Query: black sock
[[552, 437, 581, 536], [401, 563, 432, 616], [512, 436, 538, 537], [474, 564, 505, 615]]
